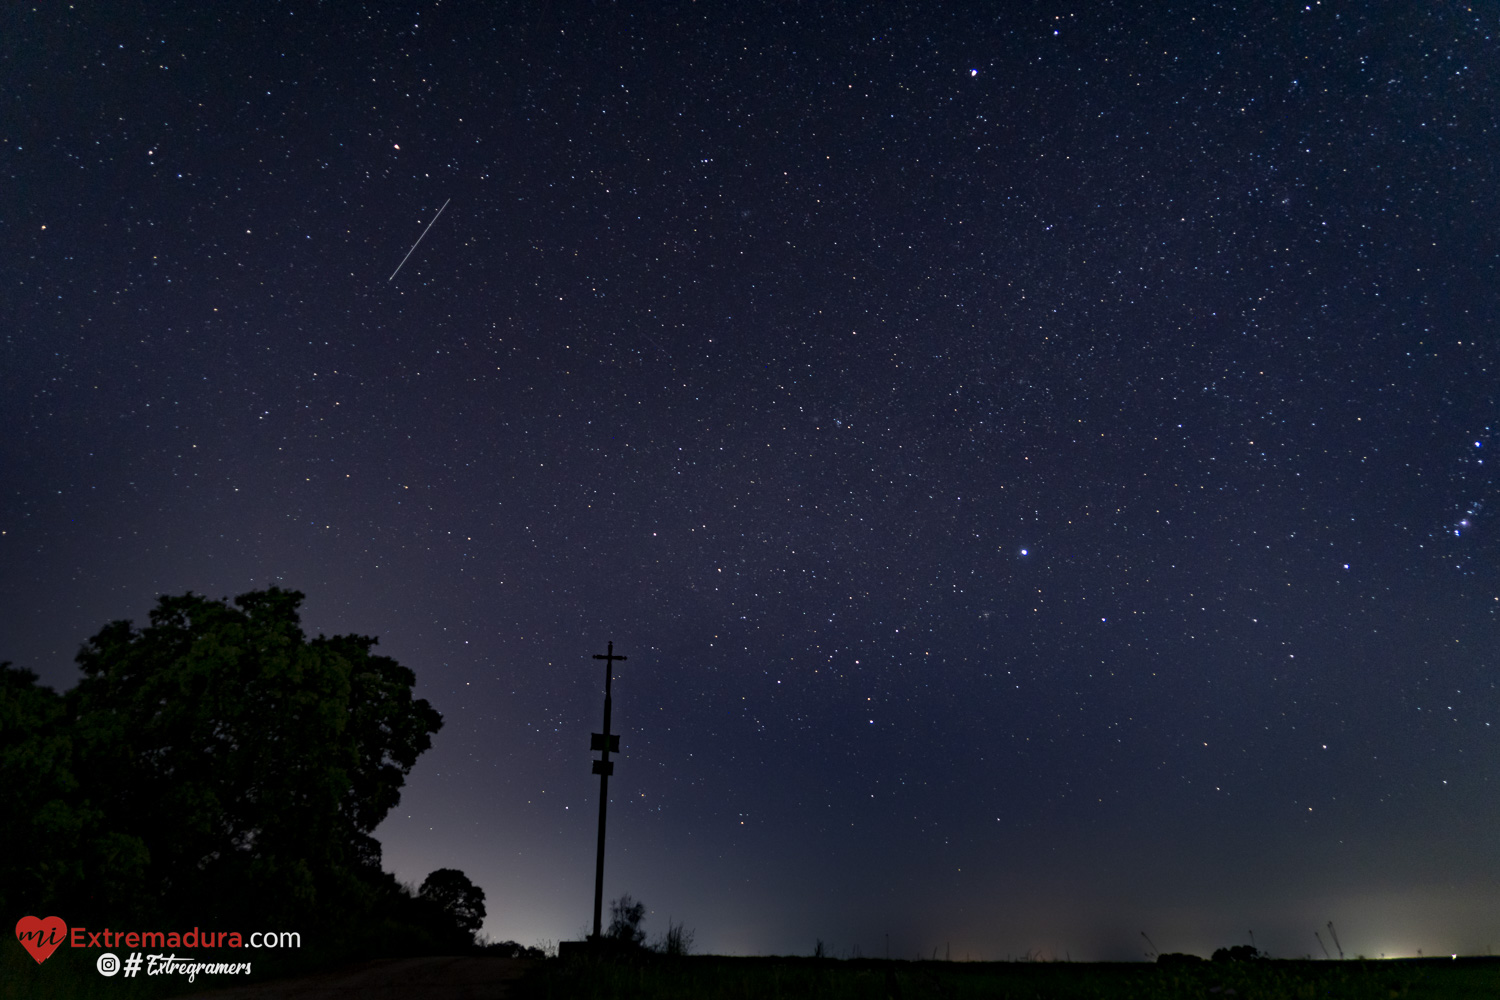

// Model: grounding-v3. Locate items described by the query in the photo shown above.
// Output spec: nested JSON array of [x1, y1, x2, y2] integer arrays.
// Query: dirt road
[[189, 956, 533, 1000]]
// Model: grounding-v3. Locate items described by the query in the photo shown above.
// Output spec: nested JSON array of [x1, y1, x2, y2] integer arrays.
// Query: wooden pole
[[589, 642, 625, 940]]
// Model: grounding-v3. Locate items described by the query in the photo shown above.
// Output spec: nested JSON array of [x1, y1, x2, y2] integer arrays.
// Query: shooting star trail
[[388, 198, 451, 282]]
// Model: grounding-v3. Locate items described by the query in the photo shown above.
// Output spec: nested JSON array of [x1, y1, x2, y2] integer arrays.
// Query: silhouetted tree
[[606, 894, 647, 946], [1, 662, 140, 917], [1212, 944, 1265, 962], [2, 589, 443, 930], [420, 868, 487, 936]]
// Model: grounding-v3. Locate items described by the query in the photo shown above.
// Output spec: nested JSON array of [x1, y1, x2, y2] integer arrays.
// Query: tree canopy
[[419, 868, 487, 935], [2, 588, 448, 938]]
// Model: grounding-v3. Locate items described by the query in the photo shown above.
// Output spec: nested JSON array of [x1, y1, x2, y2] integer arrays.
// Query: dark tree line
[[1, 588, 484, 955]]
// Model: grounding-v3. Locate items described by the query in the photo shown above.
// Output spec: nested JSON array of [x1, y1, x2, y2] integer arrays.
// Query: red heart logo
[[15, 915, 68, 964]]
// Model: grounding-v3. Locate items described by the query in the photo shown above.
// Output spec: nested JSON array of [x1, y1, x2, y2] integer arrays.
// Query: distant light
[[970, 68, 978, 76], [1020, 548, 1028, 556]]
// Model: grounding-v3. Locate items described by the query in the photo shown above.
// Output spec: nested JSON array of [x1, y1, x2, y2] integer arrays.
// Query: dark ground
[[14, 950, 1497, 999], [189, 956, 531, 1000], [510, 954, 1500, 1000]]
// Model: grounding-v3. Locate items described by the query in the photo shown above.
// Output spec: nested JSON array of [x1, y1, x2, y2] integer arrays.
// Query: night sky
[[4, 1, 1498, 961]]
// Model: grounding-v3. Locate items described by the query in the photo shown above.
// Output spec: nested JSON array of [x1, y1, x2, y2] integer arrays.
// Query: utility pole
[[589, 641, 625, 941]]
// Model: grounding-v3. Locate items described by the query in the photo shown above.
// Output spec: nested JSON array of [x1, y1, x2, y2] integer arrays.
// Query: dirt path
[[189, 956, 533, 1000]]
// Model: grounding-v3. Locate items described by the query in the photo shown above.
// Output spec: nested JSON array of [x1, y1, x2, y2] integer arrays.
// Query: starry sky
[[4, 0, 1498, 961]]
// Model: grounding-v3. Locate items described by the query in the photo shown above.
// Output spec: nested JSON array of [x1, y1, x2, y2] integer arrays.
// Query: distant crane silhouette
[[1326, 921, 1345, 960]]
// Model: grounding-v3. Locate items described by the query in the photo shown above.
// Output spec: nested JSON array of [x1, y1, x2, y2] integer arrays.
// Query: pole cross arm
[[593, 646, 628, 668], [591, 759, 615, 776], [591, 732, 620, 753]]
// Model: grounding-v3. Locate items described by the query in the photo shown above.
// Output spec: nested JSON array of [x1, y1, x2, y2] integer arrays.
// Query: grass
[[511, 954, 1500, 1000]]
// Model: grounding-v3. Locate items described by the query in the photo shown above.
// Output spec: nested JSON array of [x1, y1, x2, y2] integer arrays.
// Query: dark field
[[515, 954, 1500, 1000], [9, 946, 1500, 999]]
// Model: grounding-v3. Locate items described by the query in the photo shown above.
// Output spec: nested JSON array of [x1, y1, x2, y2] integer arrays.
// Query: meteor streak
[[388, 198, 450, 282]]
